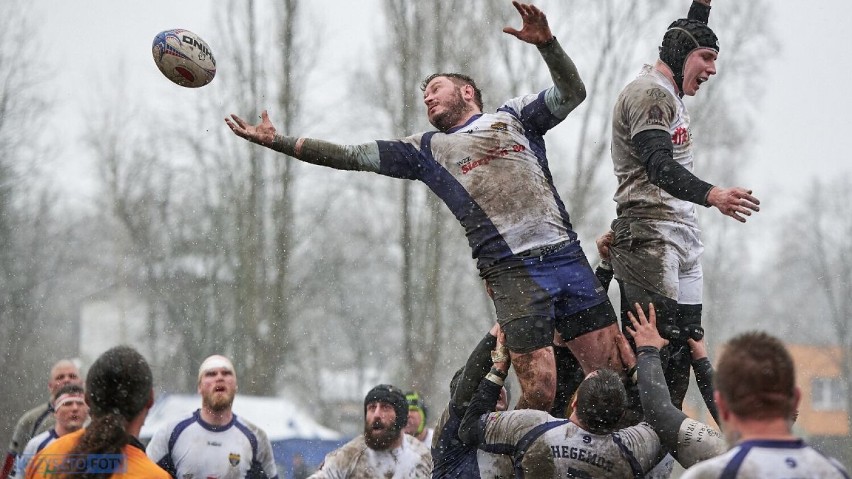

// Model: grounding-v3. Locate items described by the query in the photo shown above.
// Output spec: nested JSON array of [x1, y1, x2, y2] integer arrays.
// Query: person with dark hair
[[3, 360, 82, 479], [146, 355, 278, 479], [13, 385, 88, 477], [432, 323, 513, 478], [681, 332, 849, 478], [402, 391, 434, 445], [24, 346, 168, 479], [309, 384, 431, 478], [457, 332, 667, 478], [608, 0, 760, 415], [226, 0, 630, 413]]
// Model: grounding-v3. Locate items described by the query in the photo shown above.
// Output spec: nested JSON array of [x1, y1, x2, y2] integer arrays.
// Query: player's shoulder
[[403, 433, 431, 458], [680, 447, 741, 478], [17, 402, 51, 423], [620, 70, 676, 106], [233, 413, 272, 442]]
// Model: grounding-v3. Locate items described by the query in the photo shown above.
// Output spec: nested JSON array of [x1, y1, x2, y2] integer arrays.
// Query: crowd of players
[[4, 0, 850, 477]]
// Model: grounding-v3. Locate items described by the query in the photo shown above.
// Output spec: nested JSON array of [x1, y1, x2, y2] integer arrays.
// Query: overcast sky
[[33, 0, 851, 224]]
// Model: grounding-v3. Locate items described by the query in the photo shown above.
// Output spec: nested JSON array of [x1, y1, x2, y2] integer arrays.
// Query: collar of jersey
[[445, 114, 483, 134], [738, 438, 806, 449], [193, 409, 236, 432]]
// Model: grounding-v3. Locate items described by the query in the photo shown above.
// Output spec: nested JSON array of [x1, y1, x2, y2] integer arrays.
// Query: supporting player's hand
[[225, 110, 277, 147], [503, 1, 554, 47], [596, 230, 614, 262], [687, 337, 708, 361], [492, 325, 511, 373], [706, 186, 760, 223], [625, 303, 669, 350], [614, 333, 636, 374]]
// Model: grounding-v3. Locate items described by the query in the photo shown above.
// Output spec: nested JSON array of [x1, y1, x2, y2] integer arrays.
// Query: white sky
[[32, 0, 852, 218]]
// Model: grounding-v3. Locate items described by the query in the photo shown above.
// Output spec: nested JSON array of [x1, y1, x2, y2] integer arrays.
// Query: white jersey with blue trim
[[376, 91, 576, 269], [681, 438, 850, 479], [479, 409, 663, 478], [12, 429, 58, 477], [146, 409, 278, 479]]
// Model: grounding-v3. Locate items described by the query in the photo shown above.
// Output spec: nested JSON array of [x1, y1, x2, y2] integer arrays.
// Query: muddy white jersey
[[479, 409, 663, 478], [681, 438, 850, 478], [146, 409, 278, 479], [376, 91, 576, 269], [611, 64, 699, 227], [309, 433, 431, 479]]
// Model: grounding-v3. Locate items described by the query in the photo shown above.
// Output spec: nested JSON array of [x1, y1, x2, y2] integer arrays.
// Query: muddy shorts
[[609, 218, 703, 304], [481, 239, 614, 353]]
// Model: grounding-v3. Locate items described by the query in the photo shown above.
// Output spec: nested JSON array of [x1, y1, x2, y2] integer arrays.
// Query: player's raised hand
[[503, 1, 554, 47], [225, 110, 277, 147], [706, 186, 761, 223], [625, 303, 669, 350]]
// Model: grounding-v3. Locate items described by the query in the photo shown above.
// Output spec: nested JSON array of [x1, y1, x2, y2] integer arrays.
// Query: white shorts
[[610, 218, 703, 304]]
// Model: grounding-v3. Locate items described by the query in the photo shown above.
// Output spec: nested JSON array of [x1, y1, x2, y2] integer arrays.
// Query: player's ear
[[714, 391, 729, 421], [462, 84, 475, 102]]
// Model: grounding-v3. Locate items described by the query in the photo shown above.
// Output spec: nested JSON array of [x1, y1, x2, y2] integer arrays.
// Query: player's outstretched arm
[[225, 110, 381, 173], [706, 187, 760, 223], [503, 1, 586, 117], [624, 304, 692, 458]]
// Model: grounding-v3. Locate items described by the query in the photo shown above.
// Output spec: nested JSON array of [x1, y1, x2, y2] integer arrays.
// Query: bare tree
[[777, 177, 852, 439], [0, 0, 70, 449]]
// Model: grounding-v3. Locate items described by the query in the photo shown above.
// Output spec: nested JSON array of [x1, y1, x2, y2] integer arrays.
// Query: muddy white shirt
[[611, 64, 698, 227], [478, 409, 663, 478], [376, 91, 576, 269], [146, 409, 278, 479], [309, 434, 431, 479], [681, 439, 850, 478]]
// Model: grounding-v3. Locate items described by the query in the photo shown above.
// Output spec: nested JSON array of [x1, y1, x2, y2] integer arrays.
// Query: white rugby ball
[[152, 29, 216, 88]]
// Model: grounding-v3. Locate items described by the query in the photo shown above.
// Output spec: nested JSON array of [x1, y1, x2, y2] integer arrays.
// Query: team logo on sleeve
[[491, 122, 509, 131], [646, 105, 665, 126], [646, 88, 666, 101], [228, 452, 241, 467], [672, 126, 689, 145]]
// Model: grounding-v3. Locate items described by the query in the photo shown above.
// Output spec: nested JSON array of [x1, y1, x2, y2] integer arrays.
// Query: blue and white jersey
[[376, 91, 575, 270], [681, 439, 849, 479], [146, 410, 278, 479], [12, 429, 58, 477], [432, 404, 512, 479]]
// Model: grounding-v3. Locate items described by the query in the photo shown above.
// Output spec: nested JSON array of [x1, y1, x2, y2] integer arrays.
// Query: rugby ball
[[152, 29, 216, 88]]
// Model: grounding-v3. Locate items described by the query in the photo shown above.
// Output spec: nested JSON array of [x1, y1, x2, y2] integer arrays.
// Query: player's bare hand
[[707, 186, 760, 223], [625, 303, 669, 350], [503, 1, 554, 46], [687, 337, 708, 361], [225, 110, 277, 147], [596, 230, 614, 262], [614, 333, 636, 372]]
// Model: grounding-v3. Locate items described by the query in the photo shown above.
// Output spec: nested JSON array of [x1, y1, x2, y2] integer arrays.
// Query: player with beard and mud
[[227, 0, 631, 415], [146, 355, 278, 479], [309, 384, 431, 478]]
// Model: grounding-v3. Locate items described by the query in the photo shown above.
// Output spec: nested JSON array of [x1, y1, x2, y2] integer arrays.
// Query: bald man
[[2, 360, 81, 479]]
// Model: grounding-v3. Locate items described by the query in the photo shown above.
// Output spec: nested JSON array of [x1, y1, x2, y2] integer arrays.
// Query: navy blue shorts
[[481, 240, 615, 353]]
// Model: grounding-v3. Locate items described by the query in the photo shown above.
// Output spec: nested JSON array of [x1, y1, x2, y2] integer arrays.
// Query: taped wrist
[[271, 134, 298, 157]]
